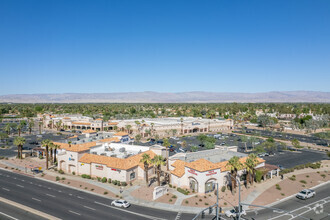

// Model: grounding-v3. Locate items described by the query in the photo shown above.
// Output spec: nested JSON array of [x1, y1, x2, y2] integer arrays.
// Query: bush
[[289, 175, 296, 181], [56, 176, 60, 181], [108, 178, 112, 183], [104, 191, 108, 195], [185, 200, 189, 204], [199, 199, 202, 202], [275, 184, 281, 190], [169, 184, 172, 188], [255, 170, 263, 183], [221, 186, 226, 192], [121, 182, 127, 186], [101, 177, 107, 183], [321, 174, 326, 178], [177, 187, 189, 195], [205, 203, 209, 206], [97, 177, 101, 182], [61, 177, 65, 180], [169, 199, 172, 202], [172, 195, 177, 199], [91, 189, 94, 191], [300, 180, 307, 184], [81, 174, 91, 179], [58, 169, 64, 174], [72, 171, 75, 175]]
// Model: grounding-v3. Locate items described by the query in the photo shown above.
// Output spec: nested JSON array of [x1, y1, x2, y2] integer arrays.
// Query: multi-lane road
[[0, 169, 196, 220], [0, 168, 329, 220]]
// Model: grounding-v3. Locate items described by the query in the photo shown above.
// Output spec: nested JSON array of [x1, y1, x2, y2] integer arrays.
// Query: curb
[[246, 180, 330, 212]]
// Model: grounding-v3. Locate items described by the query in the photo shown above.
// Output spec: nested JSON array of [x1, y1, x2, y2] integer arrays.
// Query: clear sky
[[0, 0, 329, 95]]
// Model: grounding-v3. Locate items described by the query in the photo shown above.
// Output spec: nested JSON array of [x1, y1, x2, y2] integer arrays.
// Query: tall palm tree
[[4, 123, 11, 135], [53, 144, 59, 164], [226, 156, 243, 191], [125, 124, 132, 134], [48, 142, 54, 164], [244, 153, 259, 185], [152, 155, 165, 186], [38, 121, 43, 134], [140, 153, 152, 186], [162, 138, 170, 171], [41, 139, 52, 170], [180, 118, 184, 134], [18, 120, 27, 136], [14, 136, 26, 159], [28, 119, 34, 134]]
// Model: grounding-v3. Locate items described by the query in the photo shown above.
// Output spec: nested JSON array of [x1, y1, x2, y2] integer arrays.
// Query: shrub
[[80, 185, 82, 187], [199, 199, 202, 202], [289, 175, 296, 181], [185, 200, 189, 204], [195, 202, 198, 205], [224, 202, 227, 205], [61, 177, 65, 180], [205, 203, 209, 206], [58, 169, 64, 174], [108, 178, 111, 183], [195, 195, 198, 198], [67, 182, 70, 184], [275, 184, 281, 190], [56, 176, 60, 181], [169, 184, 172, 188], [172, 195, 177, 199], [101, 177, 107, 183], [91, 189, 94, 191], [116, 195, 119, 197], [204, 196, 207, 199], [255, 170, 263, 183], [121, 182, 127, 186], [72, 171, 75, 175], [300, 180, 307, 184], [169, 199, 172, 202], [281, 193, 285, 196], [85, 187, 88, 189], [321, 174, 326, 178], [221, 186, 226, 192], [104, 191, 108, 195], [97, 177, 101, 182], [177, 187, 189, 195], [306, 175, 309, 178]]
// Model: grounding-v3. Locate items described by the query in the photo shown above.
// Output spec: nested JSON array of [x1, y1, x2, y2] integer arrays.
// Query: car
[[225, 208, 246, 217], [278, 165, 285, 170], [296, 189, 315, 200], [111, 200, 130, 208]]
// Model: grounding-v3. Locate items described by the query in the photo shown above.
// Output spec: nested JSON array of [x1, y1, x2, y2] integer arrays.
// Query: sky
[[0, 0, 329, 95]]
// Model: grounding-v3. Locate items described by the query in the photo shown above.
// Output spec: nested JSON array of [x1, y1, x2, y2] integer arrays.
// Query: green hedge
[[177, 187, 190, 195]]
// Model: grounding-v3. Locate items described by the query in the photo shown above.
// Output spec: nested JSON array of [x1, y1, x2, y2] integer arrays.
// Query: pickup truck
[[296, 189, 315, 200]]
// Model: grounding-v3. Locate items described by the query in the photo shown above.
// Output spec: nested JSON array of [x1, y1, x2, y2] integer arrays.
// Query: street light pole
[[229, 173, 241, 220], [216, 183, 219, 220]]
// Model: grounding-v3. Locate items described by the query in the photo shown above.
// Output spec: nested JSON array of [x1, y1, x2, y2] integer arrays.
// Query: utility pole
[[216, 183, 219, 220]]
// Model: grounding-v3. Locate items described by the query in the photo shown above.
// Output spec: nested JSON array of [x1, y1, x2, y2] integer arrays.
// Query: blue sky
[[0, 0, 329, 95]]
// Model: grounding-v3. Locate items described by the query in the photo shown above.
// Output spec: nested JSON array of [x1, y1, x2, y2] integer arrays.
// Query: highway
[[0, 169, 196, 220]]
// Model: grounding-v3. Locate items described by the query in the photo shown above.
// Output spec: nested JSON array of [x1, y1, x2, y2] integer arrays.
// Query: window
[[130, 172, 136, 180]]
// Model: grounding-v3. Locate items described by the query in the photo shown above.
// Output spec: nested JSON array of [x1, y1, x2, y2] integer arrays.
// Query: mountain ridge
[[0, 91, 329, 103]]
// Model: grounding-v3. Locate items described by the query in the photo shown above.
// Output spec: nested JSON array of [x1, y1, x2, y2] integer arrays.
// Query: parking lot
[[236, 128, 329, 147]]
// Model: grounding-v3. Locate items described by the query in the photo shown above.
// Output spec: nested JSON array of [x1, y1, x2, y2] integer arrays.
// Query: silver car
[[111, 200, 130, 208]]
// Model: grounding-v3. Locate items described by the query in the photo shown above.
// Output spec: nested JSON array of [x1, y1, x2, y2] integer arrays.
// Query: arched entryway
[[189, 177, 198, 193], [205, 178, 216, 193], [68, 164, 76, 174], [60, 160, 66, 171]]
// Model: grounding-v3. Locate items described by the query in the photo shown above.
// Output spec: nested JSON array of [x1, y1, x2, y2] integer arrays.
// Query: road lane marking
[[21, 180, 25, 182], [83, 206, 96, 211], [69, 193, 72, 196], [0, 211, 19, 220], [68, 210, 81, 216], [13, 177, 16, 179], [46, 194, 56, 198], [16, 184, 24, 188], [94, 201, 166, 220], [2, 188, 10, 191], [32, 198, 41, 202], [48, 188, 51, 190], [58, 190, 62, 192], [77, 196, 84, 199]]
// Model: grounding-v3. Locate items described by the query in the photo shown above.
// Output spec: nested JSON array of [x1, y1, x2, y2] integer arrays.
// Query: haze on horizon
[[0, 0, 329, 95]]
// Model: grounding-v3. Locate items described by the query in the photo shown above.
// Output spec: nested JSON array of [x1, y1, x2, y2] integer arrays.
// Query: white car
[[111, 200, 130, 208], [225, 209, 246, 218], [296, 189, 315, 200]]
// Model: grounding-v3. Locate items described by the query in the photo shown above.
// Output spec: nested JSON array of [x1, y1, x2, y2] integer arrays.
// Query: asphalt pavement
[[0, 200, 47, 220], [0, 168, 196, 220]]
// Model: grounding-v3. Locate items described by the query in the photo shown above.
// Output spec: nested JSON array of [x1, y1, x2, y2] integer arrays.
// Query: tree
[[291, 139, 300, 148], [38, 121, 43, 134], [18, 120, 27, 136], [244, 153, 259, 185], [257, 115, 275, 129], [140, 153, 152, 186], [181, 140, 187, 149], [226, 156, 243, 191], [197, 134, 208, 145], [163, 138, 170, 171], [14, 136, 26, 159], [53, 144, 59, 164], [240, 135, 249, 152], [254, 145, 265, 154], [41, 139, 52, 170], [0, 132, 9, 143], [152, 155, 165, 186], [171, 129, 177, 137], [28, 119, 34, 134], [4, 123, 11, 135], [135, 134, 142, 143], [125, 125, 132, 134]]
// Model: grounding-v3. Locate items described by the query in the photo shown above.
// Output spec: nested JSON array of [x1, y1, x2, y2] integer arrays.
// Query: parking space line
[[2, 188, 10, 191], [32, 198, 41, 202], [16, 184, 24, 188], [46, 194, 56, 198], [68, 210, 81, 216]]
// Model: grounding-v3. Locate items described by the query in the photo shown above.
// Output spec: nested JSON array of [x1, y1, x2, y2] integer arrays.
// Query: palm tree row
[[140, 153, 166, 186]]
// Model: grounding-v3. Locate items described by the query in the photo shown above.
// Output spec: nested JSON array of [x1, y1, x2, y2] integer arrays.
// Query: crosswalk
[[175, 212, 181, 220]]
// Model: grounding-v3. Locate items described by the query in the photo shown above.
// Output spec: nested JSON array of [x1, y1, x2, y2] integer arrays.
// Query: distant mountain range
[[0, 91, 329, 103]]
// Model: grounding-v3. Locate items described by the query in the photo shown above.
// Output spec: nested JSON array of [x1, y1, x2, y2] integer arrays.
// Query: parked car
[[111, 200, 130, 208], [225, 209, 246, 218], [296, 189, 315, 200]]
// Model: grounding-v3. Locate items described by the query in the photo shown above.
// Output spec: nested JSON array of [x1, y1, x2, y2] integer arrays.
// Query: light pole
[[229, 173, 241, 220]]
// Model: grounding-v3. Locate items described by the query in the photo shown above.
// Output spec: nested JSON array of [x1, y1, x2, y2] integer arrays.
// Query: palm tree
[[48, 142, 54, 164], [14, 136, 26, 159], [125, 124, 132, 134], [28, 119, 34, 134], [163, 138, 170, 171], [226, 156, 243, 191], [18, 120, 27, 136], [4, 123, 11, 135], [140, 153, 152, 186], [152, 155, 165, 186], [38, 121, 43, 134], [180, 118, 184, 134], [244, 153, 259, 185], [52, 144, 59, 164], [41, 139, 52, 170]]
